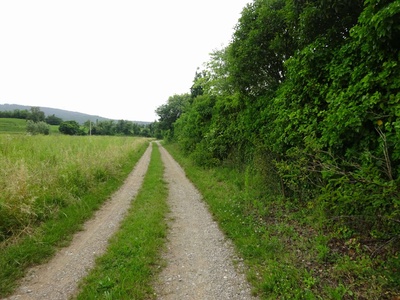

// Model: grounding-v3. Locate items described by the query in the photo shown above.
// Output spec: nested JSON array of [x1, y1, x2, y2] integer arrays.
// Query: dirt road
[[4, 143, 256, 300], [155, 143, 256, 299]]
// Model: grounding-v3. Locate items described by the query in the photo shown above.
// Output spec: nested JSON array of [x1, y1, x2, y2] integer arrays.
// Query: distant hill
[[0, 104, 150, 125]]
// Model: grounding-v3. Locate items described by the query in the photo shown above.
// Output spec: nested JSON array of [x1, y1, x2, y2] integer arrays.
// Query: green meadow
[[0, 118, 60, 134], [0, 118, 30, 134]]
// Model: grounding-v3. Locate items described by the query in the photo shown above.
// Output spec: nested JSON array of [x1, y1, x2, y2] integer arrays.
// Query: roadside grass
[[164, 143, 399, 299], [0, 136, 150, 297], [75, 142, 169, 300]]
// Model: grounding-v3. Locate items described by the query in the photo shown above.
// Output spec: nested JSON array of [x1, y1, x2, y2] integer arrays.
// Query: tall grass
[[0, 135, 149, 296], [0, 135, 147, 241]]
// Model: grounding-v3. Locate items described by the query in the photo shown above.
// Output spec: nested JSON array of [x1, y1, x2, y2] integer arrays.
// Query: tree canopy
[[59, 121, 82, 135], [156, 0, 400, 244]]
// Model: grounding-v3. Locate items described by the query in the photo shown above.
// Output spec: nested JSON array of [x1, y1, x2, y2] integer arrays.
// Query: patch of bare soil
[[155, 143, 257, 300], [3, 144, 152, 300]]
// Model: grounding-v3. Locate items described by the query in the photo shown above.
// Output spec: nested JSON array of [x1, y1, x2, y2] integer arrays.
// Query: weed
[[324, 284, 352, 300]]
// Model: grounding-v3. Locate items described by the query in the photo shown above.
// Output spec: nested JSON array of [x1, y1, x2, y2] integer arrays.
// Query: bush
[[59, 121, 84, 135], [26, 120, 50, 135]]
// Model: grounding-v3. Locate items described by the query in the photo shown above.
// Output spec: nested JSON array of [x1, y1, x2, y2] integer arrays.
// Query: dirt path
[[155, 143, 257, 300], [3, 144, 152, 300], [4, 143, 257, 300]]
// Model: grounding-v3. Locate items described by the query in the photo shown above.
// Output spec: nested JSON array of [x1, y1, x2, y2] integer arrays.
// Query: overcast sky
[[0, 1, 250, 122]]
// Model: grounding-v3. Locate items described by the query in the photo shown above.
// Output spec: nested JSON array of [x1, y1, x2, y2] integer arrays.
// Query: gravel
[[3, 142, 257, 300], [155, 143, 257, 300]]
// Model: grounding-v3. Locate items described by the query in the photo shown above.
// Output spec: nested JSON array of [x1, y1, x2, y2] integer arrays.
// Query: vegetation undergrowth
[[0, 135, 149, 297], [75, 142, 168, 300], [164, 142, 399, 299]]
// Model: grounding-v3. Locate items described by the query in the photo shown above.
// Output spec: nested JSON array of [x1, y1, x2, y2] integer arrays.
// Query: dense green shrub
[[59, 120, 84, 135], [156, 0, 400, 238]]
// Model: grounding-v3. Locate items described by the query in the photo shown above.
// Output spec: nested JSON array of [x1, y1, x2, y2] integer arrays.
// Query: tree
[[94, 120, 115, 136], [59, 121, 81, 135], [27, 107, 45, 122], [174, 94, 216, 154], [193, 48, 235, 97], [294, 0, 364, 47], [131, 123, 142, 136], [45, 114, 63, 125], [190, 69, 205, 99], [115, 120, 132, 135], [0, 109, 29, 119], [228, 0, 295, 97], [140, 127, 150, 137], [155, 93, 191, 139]]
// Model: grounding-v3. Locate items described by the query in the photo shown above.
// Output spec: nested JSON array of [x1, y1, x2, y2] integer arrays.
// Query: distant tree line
[[1, 106, 157, 137], [0, 109, 30, 120], [59, 119, 157, 137], [0, 107, 63, 125]]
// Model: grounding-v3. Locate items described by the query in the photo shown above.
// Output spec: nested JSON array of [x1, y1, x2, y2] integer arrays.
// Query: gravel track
[[155, 143, 257, 300], [3, 144, 152, 300], [3, 143, 257, 300]]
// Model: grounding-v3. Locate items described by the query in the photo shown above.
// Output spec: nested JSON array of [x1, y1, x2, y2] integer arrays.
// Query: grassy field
[[164, 143, 399, 300], [0, 118, 60, 134], [0, 134, 150, 296], [0, 118, 29, 134], [76, 143, 169, 299]]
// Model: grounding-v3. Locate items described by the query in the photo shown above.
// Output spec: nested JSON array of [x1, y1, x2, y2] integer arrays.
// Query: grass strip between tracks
[[75, 143, 169, 299]]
